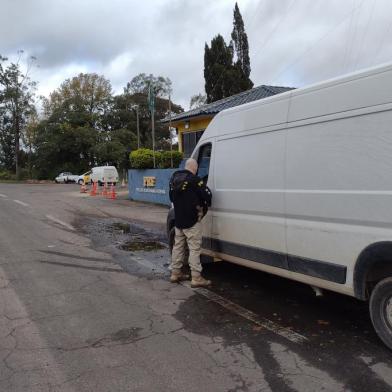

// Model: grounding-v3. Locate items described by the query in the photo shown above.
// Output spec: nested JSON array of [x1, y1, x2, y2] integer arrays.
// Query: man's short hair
[[185, 158, 198, 173]]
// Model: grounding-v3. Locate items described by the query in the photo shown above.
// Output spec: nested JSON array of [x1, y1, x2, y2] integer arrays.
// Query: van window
[[197, 143, 211, 180]]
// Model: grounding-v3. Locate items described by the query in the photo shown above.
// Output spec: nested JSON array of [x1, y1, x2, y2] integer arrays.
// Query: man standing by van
[[169, 158, 212, 287]]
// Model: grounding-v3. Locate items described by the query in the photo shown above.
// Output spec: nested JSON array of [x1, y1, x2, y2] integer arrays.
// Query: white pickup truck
[[54, 172, 79, 184]]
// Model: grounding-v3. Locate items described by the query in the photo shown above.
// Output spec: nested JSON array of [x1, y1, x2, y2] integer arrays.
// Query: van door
[[211, 130, 288, 270], [194, 142, 213, 253]]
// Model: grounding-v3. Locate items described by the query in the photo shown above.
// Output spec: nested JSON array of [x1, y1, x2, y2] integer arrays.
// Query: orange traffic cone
[[90, 181, 97, 196], [109, 183, 116, 200]]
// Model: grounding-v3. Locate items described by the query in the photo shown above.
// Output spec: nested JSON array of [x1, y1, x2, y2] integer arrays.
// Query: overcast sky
[[1, 0, 392, 109]]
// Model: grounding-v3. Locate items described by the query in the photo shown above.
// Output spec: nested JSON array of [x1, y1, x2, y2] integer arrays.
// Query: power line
[[342, 0, 356, 72], [246, 0, 267, 34], [344, 0, 362, 72], [252, 0, 296, 60], [353, 0, 378, 71], [372, 6, 392, 65], [271, 0, 366, 85]]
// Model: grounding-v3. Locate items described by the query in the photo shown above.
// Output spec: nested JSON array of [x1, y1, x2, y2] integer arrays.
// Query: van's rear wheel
[[169, 226, 175, 254], [370, 277, 392, 350]]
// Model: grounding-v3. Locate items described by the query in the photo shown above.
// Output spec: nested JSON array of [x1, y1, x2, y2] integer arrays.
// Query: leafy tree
[[35, 73, 113, 178], [115, 84, 183, 152], [125, 73, 172, 98], [189, 93, 207, 109], [34, 72, 184, 178], [231, 2, 253, 89], [24, 109, 39, 179], [0, 53, 37, 178]]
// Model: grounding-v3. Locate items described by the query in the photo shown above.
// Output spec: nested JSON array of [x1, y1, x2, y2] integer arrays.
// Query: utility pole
[[148, 83, 156, 168], [130, 104, 140, 149], [136, 105, 140, 149], [169, 94, 173, 168]]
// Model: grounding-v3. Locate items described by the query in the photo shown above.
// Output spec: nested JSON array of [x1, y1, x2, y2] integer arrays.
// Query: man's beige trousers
[[171, 222, 202, 273]]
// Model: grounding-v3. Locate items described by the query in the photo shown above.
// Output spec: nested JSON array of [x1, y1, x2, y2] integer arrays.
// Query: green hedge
[[130, 149, 183, 169], [0, 170, 16, 181]]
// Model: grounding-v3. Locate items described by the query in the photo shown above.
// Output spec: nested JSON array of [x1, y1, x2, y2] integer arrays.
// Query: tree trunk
[[14, 108, 20, 180]]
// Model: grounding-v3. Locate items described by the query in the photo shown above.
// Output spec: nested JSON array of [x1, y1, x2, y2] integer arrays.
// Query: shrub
[[130, 149, 183, 169], [130, 149, 155, 169], [0, 170, 16, 181], [158, 150, 183, 168]]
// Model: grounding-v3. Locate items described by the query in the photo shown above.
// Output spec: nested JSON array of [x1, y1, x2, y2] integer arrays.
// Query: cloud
[[1, 0, 392, 109]]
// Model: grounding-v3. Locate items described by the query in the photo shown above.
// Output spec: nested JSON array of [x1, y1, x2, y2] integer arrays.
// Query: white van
[[167, 63, 392, 349], [90, 166, 119, 185]]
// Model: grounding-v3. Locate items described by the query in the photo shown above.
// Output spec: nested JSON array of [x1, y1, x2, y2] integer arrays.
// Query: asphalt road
[[0, 183, 392, 391]]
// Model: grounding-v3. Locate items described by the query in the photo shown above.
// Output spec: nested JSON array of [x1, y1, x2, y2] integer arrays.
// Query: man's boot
[[170, 269, 190, 283], [191, 272, 211, 288]]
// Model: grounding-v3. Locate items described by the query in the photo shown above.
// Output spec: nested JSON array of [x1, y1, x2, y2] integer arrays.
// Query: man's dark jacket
[[169, 169, 212, 229]]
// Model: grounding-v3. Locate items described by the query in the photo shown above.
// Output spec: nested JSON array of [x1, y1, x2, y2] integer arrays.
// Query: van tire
[[169, 227, 175, 254], [369, 277, 392, 350]]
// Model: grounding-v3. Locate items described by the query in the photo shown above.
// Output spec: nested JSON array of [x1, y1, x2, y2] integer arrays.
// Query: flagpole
[[152, 107, 155, 168]]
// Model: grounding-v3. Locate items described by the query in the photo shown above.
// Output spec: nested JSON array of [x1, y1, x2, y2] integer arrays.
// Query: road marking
[[45, 215, 75, 231], [181, 281, 308, 344], [13, 199, 29, 207], [0, 193, 7, 198]]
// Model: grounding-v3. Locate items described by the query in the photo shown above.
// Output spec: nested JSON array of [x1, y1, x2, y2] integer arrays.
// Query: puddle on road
[[111, 222, 131, 234], [109, 222, 142, 235], [119, 240, 166, 252]]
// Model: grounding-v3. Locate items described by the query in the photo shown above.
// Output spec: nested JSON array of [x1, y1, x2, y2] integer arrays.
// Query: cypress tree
[[204, 35, 234, 103], [203, 4, 253, 103], [231, 2, 253, 89]]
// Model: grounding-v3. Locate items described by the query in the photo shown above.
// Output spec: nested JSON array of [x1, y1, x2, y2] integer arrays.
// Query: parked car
[[76, 171, 92, 185], [54, 172, 79, 183], [167, 63, 392, 350], [90, 166, 119, 185]]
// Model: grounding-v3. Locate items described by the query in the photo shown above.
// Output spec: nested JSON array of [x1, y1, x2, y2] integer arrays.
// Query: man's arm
[[194, 177, 212, 207]]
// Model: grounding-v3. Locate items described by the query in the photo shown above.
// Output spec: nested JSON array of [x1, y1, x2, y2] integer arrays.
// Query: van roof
[[203, 62, 392, 139]]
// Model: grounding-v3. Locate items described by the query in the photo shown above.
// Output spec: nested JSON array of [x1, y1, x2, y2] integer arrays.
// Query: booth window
[[183, 130, 204, 158]]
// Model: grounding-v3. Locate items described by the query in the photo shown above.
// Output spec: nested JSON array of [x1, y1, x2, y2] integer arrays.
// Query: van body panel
[[285, 109, 392, 290], [211, 129, 287, 261], [288, 66, 392, 123], [210, 250, 354, 297], [192, 63, 392, 298], [203, 96, 291, 139]]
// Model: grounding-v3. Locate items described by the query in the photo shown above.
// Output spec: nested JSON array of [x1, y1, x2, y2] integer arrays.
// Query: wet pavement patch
[[78, 216, 170, 278], [111, 222, 132, 234], [87, 327, 143, 348], [119, 240, 166, 252]]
